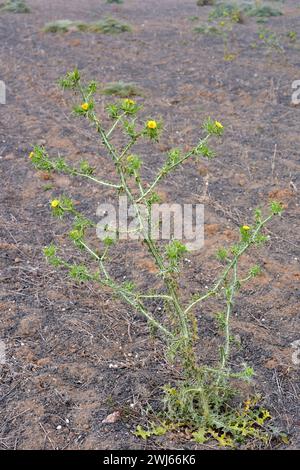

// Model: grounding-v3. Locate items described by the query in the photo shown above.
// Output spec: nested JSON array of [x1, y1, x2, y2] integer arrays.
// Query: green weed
[[43, 17, 131, 34], [0, 0, 30, 13]]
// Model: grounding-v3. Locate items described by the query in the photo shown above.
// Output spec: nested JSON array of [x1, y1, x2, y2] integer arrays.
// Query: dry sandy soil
[[0, 0, 299, 450]]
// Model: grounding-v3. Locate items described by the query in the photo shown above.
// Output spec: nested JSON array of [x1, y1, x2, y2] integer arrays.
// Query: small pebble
[[109, 363, 118, 369]]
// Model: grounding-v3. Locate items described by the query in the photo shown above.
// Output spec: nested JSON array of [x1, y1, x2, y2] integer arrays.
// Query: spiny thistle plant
[[257, 27, 285, 56], [29, 69, 285, 447], [212, 7, 242, 61], [208, 3, 244, 21], [194, 3, 243, 61]]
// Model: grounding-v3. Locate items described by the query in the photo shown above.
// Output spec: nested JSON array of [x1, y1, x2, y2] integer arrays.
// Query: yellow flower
[[147, 120, 157, 130], [29, 151, 34, 159], [215, 121, 223, 129], [124, 98, 135, 105], [81, 102, 89, 111], [50, 199, 60, 208], [242, 225, 250, 231], [244, 399, 252, 411], [261, 409, 271, 420]]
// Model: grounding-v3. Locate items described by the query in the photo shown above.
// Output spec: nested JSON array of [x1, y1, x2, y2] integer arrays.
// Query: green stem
[[221, 261, 237, 371], [75, 171, 121, 189], [106, 113, 125, 138], [136, 136, 209, 203], [137, 294, 173, 301], [79, 240, 173, 338]]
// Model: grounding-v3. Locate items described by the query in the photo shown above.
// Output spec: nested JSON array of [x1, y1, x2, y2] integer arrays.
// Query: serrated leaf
[[134, 425, 151, 440]]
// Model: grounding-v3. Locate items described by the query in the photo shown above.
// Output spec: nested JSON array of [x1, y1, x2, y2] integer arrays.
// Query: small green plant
[[209, 2, 282, 23], [197, 0, 215, 6], [101, 81, 142, 98], [193, 24, 222, 35], [29, 69, 284, 447], [42, 183, 55, 191], [43, 20, 75, 33], [0, 0, 30, 13], [244, 4, 283, 19], [43, 17, 131, 34], [287, 30, 297, 43], [93, 17, 131, 34]]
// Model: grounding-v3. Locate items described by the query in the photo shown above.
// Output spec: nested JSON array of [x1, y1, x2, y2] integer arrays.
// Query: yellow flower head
[[51, 199, 60, 208], [70, 229, 80, 239], [147, 120, 157, 130], [244, 399, 252, 411], [29, 151, 34, 159], [242, 225, 250, 231], [124, 98, 135, 105], [81, 102, 89, 111], [215, 121, 223, 129]]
